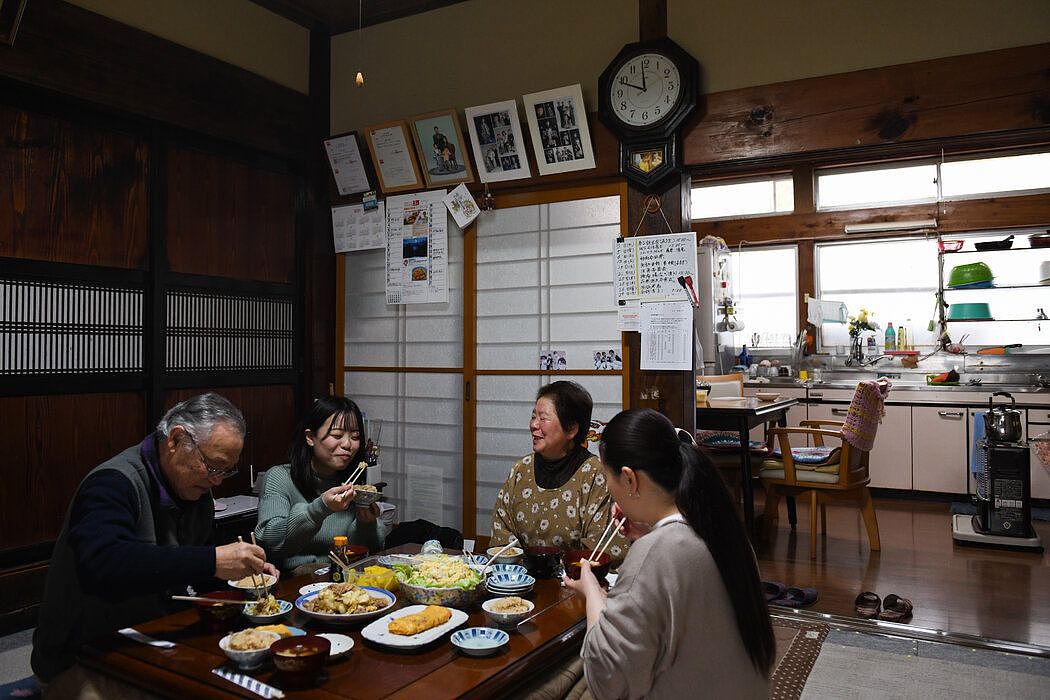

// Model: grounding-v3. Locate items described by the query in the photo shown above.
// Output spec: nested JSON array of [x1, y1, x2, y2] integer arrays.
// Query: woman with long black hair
[[255, 396, 385, 573], [564, 408, 773, 699]]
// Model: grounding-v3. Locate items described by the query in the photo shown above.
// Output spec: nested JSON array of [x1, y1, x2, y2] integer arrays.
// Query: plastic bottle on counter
[[885, 322, 896, 352], [738, 345, 753, 368], [897, 323, 908, 351], [330, 535, 349, 582], [866, 334, 877, 357]]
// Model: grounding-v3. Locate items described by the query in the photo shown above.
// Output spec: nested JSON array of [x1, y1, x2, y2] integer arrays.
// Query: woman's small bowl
[[755, 392, 781, 402], [352, 486, 381, 507], [486, 564, 528, 577], [343, 544, 369, 565], [450, 627, 509, 657], [196, 590, 247, 630], [271, 635, 331, 686], [242, 598, 292, 625], [485, 545, 524, 565], [563, 550, 611, 581], [523, 546, 562, 578], [219, 630, 281, 670], [227, 573, 277, 595], [482, 596, 535, 627]]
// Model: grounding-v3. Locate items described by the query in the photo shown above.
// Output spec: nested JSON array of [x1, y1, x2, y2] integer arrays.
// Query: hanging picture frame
[[619, 136, 679, 189], [408, 109, 475, 189], [322, 131, 374, 195], [522, 84, 596, 176], [363, 120, 424, 194], [463, 99, 532, 184]]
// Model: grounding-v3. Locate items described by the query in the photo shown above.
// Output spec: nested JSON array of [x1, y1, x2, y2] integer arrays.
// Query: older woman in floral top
[[489, 381, 627, 558]]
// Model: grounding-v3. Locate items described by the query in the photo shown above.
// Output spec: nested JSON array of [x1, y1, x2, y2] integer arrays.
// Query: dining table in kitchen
[[696, 396, 799, 537], [75, 544, 585, 699]]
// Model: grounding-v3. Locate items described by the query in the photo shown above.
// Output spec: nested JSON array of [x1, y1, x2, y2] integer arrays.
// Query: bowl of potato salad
[[392, 555, 486, 608]]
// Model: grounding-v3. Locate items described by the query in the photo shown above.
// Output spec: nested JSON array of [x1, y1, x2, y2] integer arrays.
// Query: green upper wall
[[67, 0, 310, 94], [332, 0, 1050, 131]]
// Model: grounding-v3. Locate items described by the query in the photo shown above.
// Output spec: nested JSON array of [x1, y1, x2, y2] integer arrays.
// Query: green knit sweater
[[253, 464, 386, 572]]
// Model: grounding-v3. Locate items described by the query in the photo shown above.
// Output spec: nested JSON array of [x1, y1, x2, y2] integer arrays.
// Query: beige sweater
[[581, 519, 769, 700], [489, 453, 628, 558]]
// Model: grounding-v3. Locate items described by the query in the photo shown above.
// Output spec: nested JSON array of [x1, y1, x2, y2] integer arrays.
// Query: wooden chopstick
[[328, 550, 349, 578], [238, 536, 264, 594], [591, 518, 624, 563], [587, 517, 618, 563], [342, 463, 366, 487], [172, 595, 250, 605]]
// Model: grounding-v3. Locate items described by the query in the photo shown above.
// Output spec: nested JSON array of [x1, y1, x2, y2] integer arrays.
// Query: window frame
[[690, 172, 794, 222]]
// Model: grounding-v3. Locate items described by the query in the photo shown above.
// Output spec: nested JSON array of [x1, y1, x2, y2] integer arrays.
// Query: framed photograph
[[522, 84, 596, 176], [363, 120, 424, 194], [619, 136, 679, 189], [323, 131, 374, 195], [408, 109, 475, 189], [463, 100, 532, 184]]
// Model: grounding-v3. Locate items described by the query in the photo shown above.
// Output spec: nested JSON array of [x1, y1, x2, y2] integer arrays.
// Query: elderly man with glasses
[[32, 393, 278, 692]]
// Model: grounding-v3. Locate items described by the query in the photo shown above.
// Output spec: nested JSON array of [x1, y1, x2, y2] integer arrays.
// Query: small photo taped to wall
[[593, 348, 622, 370]]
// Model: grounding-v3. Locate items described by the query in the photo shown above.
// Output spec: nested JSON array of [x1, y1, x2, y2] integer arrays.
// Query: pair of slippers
[[763, 581, 819, 607], [855, 591, 913, 622]]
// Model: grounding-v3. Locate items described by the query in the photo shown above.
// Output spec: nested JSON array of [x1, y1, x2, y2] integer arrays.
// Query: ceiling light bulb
[[355, 71, 365, 87]]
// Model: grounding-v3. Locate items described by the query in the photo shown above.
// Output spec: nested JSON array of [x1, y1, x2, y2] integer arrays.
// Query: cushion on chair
[[697, 430, 768, 452], [758, 466, 841, 483], [769, 445, 841, 466]]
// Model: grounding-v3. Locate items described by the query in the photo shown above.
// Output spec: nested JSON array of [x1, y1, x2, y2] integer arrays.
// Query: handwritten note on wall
[[613, 232, 698, 303]]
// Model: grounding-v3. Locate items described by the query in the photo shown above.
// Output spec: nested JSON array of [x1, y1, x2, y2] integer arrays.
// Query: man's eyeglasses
[[184, 433, 239, 481]]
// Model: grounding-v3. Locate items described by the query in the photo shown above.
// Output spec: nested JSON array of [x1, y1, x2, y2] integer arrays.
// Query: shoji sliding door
[[473, 191, 625, 536]]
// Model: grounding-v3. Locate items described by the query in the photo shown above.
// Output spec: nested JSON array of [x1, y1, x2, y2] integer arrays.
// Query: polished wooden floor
[[753, 495, 1050, 648]]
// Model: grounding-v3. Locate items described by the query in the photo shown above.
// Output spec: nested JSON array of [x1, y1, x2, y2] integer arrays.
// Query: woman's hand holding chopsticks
[[611, 502, 650, 542], [321, 483, 356, 512]]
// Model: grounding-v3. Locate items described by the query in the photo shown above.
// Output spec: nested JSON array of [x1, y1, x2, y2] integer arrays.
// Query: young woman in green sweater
[[254, 396, 386, 573]]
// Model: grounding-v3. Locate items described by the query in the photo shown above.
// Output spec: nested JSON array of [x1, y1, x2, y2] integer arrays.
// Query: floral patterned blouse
[[489, 453, 628, 559]]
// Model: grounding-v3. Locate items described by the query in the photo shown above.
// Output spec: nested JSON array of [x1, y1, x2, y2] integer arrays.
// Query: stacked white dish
[[485, 572, 535, 597]]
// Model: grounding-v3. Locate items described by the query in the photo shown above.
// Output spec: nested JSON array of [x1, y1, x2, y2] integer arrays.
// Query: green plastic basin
[[946, 302, 992, 320], [947, 262, 993, 287]]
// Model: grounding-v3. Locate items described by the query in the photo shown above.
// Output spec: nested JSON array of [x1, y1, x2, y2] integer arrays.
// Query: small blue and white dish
[[487, 572, 535, 588], [486, 564, 527, 577], [450, 627, 509, 657]]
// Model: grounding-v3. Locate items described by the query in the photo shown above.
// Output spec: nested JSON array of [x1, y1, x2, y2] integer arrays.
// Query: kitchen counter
[[746, 379, 1050, 395]]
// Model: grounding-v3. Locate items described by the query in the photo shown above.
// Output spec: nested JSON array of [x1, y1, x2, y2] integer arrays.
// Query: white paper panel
[[476, 345, 542, 369], [477, 204, 543, 236], [549, 254, 614, 285], [549, 223, 621, 257], [477, 315, 542, 343], [548, 195, 619, 229], [476, 231, 541, 263], [476, 260, 542, 290], [476, 288, 541, 317]]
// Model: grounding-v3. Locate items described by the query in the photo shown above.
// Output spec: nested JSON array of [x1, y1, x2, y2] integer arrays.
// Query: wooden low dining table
[[696, 396, 798, 535], [78, 547, 586, 699]]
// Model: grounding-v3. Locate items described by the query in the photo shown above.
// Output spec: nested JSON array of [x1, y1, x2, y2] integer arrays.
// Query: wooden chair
[[759, 417, 881, 559], [698, 372, 744, 399]]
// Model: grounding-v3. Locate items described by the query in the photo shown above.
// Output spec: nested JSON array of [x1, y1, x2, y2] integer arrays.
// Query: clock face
[[609, 52, 682, 128]]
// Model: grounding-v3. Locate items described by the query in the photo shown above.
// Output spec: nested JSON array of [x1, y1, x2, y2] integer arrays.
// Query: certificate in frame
[[363, 120, 424, 194], [463, 100, 532, 184], [323, 130, 374, 196], [408, 109, 475, 189], [522, 84, 596, 176]]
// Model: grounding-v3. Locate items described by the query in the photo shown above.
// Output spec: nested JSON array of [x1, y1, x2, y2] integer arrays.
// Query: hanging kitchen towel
[[970, 411, 986, 476], [841, 379, 892, 452]]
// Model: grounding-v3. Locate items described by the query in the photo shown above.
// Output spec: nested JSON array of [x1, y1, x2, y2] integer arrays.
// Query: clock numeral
[[629, 64, 636, 75], [655, 106, 661, 116], [642, 58, 650, 67], [630, 110, 635, 118], [665, 95, 671, 105], [620, 101, 627, 110], [618, 76, 628, 85], [664, 68, 671, 77], [616, 89, 623, 98], [667, 81, 675, 91], [641, 111, 648, 121]]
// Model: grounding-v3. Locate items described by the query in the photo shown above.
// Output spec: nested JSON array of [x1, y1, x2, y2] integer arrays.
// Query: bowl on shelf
[[947, 262, 993, 288], [1029, 233, 1050, 249], [946, 302, 992, 321], [755, 392, 781, 402], [938, 239, 964, 252], [974, 235, 1013, 251], [1040, 261, 1050, 283]]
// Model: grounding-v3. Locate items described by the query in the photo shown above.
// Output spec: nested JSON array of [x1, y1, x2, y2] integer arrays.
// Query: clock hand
[[641, 68, 647, 91]]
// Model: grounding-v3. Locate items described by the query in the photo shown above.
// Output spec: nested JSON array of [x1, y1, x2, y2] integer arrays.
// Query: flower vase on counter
[[848, 336, 865, 365]]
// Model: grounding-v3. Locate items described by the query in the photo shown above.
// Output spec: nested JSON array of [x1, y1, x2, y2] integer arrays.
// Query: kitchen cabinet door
[[1025, 412, 1050, 499], [808, 402, 912, 489], [912, 406, 968, 494]]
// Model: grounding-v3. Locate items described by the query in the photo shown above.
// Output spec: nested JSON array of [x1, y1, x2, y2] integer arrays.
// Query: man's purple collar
[[140, 432, 177, 509]]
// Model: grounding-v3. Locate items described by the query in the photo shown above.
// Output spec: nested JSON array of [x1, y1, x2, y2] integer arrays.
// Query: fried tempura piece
[[387, 605, 452, 635]]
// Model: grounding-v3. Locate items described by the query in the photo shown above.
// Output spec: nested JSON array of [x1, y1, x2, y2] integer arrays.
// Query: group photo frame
[[363, 119, 424, 194], [522, 83, 596, 176], [408, 109, 475, 189], [463, 99, 532, 184]]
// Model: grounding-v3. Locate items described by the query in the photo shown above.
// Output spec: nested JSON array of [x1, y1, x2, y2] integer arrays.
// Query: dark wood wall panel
[[0, 104, 148, 267], [165, 385, 297, 498], [684, 42, 1050, 167], [0, 393, 146, 552], [0, 0, 309, 161], [166, 147, 297, 282]]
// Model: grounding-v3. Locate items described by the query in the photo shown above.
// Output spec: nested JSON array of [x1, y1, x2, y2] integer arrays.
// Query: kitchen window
[[728, 245, 798, 348], [815, 238, 939, 351], [941, 151, 1050, 199], [691, 174, 793, 220], [816, 162, 938, 210]]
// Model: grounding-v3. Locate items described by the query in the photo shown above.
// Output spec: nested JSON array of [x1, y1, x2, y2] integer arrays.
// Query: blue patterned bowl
[[486, 572, 535, 589], [397, 579, 485, 608], [450, 626, 509, 656], [486, 564, 528, 577]]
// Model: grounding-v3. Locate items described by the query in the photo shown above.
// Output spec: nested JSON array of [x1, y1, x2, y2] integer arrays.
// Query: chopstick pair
[[238, 535, 266, 595], [328, 549, 350, 579], [342, 462, 367, 487], [588, 517, 625, 564]]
